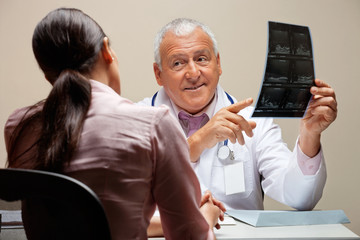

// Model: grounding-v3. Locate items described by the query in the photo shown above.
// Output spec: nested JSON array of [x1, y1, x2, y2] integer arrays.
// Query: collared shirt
[[170, 93, 217, 138], [170, 93, 218, 120]]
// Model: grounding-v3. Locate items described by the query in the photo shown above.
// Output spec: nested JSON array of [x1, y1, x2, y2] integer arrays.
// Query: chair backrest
[[0, 168, 112, 240]]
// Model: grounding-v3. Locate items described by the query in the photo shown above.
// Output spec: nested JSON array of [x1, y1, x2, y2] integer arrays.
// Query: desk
[[150, 219, 360, 240], [1, 222, 359, 240]]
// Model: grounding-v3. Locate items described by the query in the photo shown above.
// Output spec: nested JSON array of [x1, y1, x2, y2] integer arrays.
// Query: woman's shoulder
[[4, 102, 43, 155], [5, 102, 43, 130], [89, 93, 176, 139]]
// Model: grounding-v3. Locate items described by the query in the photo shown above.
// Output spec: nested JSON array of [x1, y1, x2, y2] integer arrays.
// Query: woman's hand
[[200, 191, 226, 229]]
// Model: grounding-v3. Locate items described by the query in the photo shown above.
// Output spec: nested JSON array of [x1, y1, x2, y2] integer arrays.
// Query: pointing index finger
[[226, 98, 253, 114]]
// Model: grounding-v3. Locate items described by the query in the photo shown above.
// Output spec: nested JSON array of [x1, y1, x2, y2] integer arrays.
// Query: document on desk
[[219, 215, 237, 226], [252, 21, 315, 118], [226, 210, 350, 227], [0, 210, 23, 229]]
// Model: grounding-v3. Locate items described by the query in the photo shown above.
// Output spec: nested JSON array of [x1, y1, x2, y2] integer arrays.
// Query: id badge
[[224, 162, 245, 195]]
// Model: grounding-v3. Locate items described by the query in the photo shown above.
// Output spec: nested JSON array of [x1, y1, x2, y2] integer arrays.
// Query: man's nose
[[185, 61, 200, 80]]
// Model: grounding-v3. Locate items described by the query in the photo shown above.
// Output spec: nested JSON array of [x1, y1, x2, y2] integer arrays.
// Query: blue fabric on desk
[[226, 210, 350, 227]]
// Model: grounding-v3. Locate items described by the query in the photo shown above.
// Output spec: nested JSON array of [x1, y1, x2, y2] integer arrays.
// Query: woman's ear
[[101, 37, 114, 64]]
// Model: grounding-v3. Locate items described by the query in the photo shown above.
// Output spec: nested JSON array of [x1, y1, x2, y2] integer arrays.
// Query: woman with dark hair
[[4, 8, 221, 240]]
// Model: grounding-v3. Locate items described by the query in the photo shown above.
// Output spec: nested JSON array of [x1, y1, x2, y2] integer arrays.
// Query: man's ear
[[153, 62, 163, 86], [102, 37, 114, 64], [216, 53, 222, 76]]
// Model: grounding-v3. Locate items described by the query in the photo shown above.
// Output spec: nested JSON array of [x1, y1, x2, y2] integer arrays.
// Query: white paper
[[219, 215, 237, 226], [0, 210, 23, 229], [224, 162, 245, 195]]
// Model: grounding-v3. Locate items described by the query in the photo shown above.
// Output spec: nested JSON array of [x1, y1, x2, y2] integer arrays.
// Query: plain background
[[1, 0, 359, 235]]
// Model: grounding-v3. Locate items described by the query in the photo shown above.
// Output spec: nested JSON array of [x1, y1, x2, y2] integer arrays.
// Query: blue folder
[[226, 210, 350, 227]]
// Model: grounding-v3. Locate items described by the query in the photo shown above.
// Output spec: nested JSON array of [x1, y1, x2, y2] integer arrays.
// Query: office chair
[[0, 168, 112, 240]]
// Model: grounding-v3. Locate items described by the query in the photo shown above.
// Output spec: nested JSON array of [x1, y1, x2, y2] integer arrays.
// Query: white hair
[[154, 18, 218, 70]]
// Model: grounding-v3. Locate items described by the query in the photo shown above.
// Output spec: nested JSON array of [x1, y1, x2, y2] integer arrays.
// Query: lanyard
[[220, 92, 235, 159], [151, 92, 158, 107]]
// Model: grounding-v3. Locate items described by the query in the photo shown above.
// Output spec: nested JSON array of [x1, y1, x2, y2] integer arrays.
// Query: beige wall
[[1, 0, 359, 235]]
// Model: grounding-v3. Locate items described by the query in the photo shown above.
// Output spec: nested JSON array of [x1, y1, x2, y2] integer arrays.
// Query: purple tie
[[178, 111, 209, 137]]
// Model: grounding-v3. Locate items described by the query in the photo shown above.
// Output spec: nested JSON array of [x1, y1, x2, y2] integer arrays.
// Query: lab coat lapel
[[153, 88, 178, 119], [198, 85, 238, 189]]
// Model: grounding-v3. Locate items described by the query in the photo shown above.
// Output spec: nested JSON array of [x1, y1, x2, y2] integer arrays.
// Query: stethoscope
[[151, 91, 235, 161]]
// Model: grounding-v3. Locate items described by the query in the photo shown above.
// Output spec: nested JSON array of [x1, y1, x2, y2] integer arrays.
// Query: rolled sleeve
[[296, 141, 322, 175]]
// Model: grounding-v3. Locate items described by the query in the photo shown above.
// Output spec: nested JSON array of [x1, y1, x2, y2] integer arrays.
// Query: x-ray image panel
[[257, 88, 286, 109], [293, 32, 312, 57], [265, 59, 290, 83], [284, 88, 312, 110], [252, 21, 315, 118], [293, 60, 314, 84], [269, 29, 290, 55]]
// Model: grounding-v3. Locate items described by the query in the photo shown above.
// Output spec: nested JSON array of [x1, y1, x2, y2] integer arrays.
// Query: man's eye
[[172, 61, 184, 69], [198, 57, 207, 62]]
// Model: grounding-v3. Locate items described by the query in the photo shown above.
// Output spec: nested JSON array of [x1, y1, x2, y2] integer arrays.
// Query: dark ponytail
[[7, 8, 106, 172], [36, 70, 91, 172]]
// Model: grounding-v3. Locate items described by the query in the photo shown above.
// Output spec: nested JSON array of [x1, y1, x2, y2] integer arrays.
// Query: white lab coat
[[138, 84, 326, 210]]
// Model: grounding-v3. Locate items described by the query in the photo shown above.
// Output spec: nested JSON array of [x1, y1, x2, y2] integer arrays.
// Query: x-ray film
[[252, 22, 315, 118]]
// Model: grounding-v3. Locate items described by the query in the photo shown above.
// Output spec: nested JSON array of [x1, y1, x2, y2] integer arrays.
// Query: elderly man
[[140, 18, 337, 213]]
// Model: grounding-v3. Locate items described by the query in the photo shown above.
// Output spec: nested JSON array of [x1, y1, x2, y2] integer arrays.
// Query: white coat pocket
[[211, 142, 254, 200]]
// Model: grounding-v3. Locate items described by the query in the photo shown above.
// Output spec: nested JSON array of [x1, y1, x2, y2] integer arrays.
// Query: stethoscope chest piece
[[217, 144, 235, 160]]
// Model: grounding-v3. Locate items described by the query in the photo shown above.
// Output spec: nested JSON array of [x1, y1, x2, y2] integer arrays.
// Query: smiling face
[[154, 27, 222, 114]]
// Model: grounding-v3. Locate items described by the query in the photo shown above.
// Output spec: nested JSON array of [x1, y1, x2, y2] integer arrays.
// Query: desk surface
[[150, 219, 360, 240], [212, 222, 359, 239], [1, 222, 359, 240]]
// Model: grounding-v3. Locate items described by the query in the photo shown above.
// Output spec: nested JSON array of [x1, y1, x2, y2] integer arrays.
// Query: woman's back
[[5, 80, 210, 239], [67, 80, 208, 239]]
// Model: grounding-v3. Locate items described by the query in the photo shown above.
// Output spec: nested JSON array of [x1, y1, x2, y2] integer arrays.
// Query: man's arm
[[299, 79, 337, 157]]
